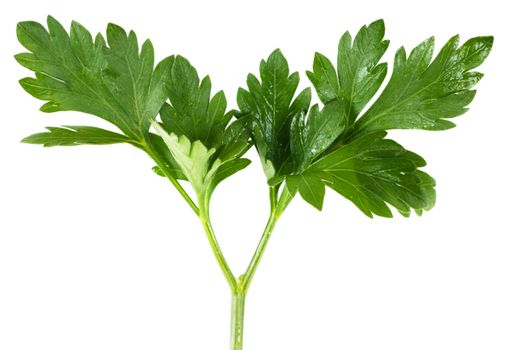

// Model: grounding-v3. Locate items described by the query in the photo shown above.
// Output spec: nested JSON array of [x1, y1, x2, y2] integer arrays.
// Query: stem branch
[[229, 186, 294, 349], [241, 186, 293, 293], [200, 214, 238, 291]]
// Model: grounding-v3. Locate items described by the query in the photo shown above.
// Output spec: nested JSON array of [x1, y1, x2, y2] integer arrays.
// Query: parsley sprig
[[17, 17, 492, 349]]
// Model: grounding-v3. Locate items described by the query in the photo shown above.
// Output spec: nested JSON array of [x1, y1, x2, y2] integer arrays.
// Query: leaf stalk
[[143, 142, 200, 215]]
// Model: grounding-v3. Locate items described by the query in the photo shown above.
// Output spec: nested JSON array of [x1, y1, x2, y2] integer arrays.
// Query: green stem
[[144, 132, 296, 348], [142, 137, 237, 289], [230, 288, 246, 350], [200, 212, 238, 291], [228, 186, 293, 349], [241, 186, 293, 292], [144, 139, 294, 350]]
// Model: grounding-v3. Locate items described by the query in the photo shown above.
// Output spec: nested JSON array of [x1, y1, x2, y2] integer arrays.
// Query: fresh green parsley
[[16, 17, 493, 349]]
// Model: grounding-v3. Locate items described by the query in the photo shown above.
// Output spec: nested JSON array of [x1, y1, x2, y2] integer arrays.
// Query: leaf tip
[[20, 135, 34, 144], [395, 46, 407, 63], [368, 19, 386, 35], [46, 15, 59, 26], [106, 22, 127, 42], [15, 21, 26, 38], [270, 48, 283, 56], [267, 48, 287, 67], [340, 30, 351, 41], [447, 34, 461, 48], [174, 54, 192, 67], [40, 101, 60, 113], [13, 52, 27, 65]]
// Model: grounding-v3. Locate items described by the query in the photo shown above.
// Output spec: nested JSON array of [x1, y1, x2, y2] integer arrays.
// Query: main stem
[[230, 286, 246, 350]]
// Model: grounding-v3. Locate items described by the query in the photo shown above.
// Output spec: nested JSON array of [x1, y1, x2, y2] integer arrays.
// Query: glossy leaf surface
[[16, 16, 172, 140], [237, 49, 311, 179], [307, 20, 389, 130], [307, 132, 436, 217], [352, 35, 493, 136]]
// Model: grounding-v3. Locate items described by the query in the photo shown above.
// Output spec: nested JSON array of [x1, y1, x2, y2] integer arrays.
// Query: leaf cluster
[[237, 20, 492, 216], [16, 16, 250, 208], [17, 17, 492, 217]]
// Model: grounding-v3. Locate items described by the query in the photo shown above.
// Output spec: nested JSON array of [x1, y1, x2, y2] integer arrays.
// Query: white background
[[0, 0, 523, 349]]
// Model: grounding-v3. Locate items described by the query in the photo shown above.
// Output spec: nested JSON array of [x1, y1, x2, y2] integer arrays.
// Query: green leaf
[[153, 121, 215, 193], [16, 18, 493, 222], [16, 16, 172, 140], [147, 133, 187, 180], [297, 23, 491, 216], [307, 20, 389, 129], [155, 56, 251, 193], [237, 49, 311, 179], [152, 165, 166, 177], [352, 35, 493, 135], [160, 56, 230, 149], [306, 52, 338, 104], [290, 100, 346, 172], [21, 126, 132, 147], [307, 131, 436, 217], [152, 121, 250, 203], [286, 174, 325, 210], [217, 117, 252, 162], [207, 158, 251, 196]]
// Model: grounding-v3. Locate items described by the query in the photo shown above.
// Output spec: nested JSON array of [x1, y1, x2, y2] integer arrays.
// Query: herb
[[16, 17, 492, 349]]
